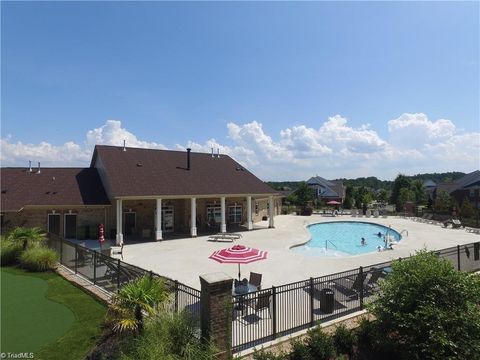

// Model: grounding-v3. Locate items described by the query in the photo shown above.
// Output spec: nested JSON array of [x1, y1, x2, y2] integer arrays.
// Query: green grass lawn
[[1, 267, 107, 360]]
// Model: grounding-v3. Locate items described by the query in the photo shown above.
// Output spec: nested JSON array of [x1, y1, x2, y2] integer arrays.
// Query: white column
[[191, 197, 197, 237], [247, 196, 253, 230], [220, 197, 226, 233], [156, 198, 163, 241], [116, 199, 124, 245], [268, 195, 275, 228]]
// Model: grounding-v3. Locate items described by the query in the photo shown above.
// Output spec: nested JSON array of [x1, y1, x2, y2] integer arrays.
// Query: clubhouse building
[[1, 145, 280, 243]]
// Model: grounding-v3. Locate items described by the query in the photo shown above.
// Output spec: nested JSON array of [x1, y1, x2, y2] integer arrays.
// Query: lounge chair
[[249, 272, 262, 290], [332, 272, 367, 301], [365, 268, 384, 292], [111, 243, 124, 260], [452, 219, 463, 229], [208, 233, 242, 242]]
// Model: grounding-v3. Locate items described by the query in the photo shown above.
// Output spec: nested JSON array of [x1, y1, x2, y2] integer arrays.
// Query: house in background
[[435, 170, 480, 209], [1, 145, 281, 242], [306, 176, 346, 204]]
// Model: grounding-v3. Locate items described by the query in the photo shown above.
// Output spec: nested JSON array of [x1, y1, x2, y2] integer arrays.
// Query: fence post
[[149, 270, 153, 280], [60, 238, 63, 265], [272, 286, 277, 339], [74, 243, 78, 274], [359, 266, 364, 310], [309, 278, 314, 327], [117, 259, 121, 289], [174, 280, 179, 313], [93, 251, 97, 285], [199, 272, 233, 360], [457, 245, 461, 271]]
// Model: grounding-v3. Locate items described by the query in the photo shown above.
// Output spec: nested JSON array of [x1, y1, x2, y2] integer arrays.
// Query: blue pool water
[[292, 221, 402, 257]]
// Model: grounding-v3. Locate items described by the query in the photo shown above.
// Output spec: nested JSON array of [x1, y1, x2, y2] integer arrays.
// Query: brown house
[[1, 146, 280, 242]]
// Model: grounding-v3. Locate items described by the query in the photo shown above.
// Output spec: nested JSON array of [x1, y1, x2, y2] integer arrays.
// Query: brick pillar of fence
[[199, 272, 233, 360]]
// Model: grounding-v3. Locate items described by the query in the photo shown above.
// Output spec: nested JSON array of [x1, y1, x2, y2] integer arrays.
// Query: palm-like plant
[[7, 227, 46, 251], [108, 275, 170, 334]]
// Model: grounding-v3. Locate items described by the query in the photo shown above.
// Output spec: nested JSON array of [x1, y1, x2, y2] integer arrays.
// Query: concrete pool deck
[[121, 214, 479, 288]]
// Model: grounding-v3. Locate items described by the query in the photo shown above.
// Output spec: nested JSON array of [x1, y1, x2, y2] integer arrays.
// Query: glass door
[[64, 214, 77, 239], [228, 205, 243, 224], [162, 206, 174, 232]]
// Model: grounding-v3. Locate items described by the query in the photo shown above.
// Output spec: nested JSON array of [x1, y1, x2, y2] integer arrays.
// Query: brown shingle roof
[[92, 145, 277, 198], [1, 167, 110, 212]]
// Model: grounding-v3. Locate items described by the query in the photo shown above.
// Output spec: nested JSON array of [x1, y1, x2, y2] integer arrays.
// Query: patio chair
[[249, 272, 262, 290], [246, 290, 272, 319]]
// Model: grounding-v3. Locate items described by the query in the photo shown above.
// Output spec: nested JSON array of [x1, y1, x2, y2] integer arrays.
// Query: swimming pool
[[292, 221, 402, 257]]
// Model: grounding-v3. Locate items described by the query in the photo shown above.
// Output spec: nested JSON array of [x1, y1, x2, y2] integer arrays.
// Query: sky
[[1, 1, 479, 181]]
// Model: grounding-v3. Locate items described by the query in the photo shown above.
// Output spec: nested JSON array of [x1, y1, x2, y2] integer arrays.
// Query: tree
[[7, 227, 46, 251], [376, 189, 388, 204], [397, 187, 415, 211], [370, 250, 480, 359], [390, 174, 412, 211], [108, 276, 169, 334], [435, 190, 452, 213], [411, 180, 426, 205], [294, 182, 314, 207], [459, 199, 475, 219], [343, 196, 353, 209]]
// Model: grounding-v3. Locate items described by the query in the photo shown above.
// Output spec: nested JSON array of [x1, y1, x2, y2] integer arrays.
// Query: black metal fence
[[231, 241, 480, 352], [46, 233, 201, 319]]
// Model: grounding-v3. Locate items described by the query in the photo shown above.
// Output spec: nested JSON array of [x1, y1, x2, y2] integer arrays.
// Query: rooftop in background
[[306, 176, 345, 200], [0, 167, 110, 212], [91, 145, 277, 198]]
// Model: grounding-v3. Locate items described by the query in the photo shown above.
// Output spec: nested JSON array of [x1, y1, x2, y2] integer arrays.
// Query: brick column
[[199, 272, 233, 359]]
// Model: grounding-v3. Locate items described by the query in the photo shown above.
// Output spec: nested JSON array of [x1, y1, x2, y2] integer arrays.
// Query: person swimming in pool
[[377, 232, 382, 237], [361, 237, 366, 246]]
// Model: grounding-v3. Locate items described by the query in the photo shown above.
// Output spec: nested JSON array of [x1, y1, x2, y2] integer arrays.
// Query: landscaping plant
[[369, 250, 480, 360], [107, 275, 169, 334], [118, 311, 216, 360], [7, 227, 46, 251], [0, 238, 23, 266], [19, 246, 58, 272]]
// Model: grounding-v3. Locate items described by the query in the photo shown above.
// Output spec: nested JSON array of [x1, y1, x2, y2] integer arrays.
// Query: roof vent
[[37, 162, 41, 174], [216, 148, 220, 158], [211, 148, 214, 157], [137, 162, 143, 167], [1, 190, 6, 194], [123, 140, 126, 152], [28, 160, 32, 173]]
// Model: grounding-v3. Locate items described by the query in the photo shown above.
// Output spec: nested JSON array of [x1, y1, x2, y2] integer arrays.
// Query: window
[[228, 205, 242, 224], [206, 205, 222, 223], [255, 203, 259, 215]]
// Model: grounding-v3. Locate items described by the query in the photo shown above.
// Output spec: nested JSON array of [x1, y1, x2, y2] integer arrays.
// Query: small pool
[[292, 221, 402, 257]]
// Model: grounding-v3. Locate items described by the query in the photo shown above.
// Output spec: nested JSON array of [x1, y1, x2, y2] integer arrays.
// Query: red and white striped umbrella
[[209, 244, 267, 281]]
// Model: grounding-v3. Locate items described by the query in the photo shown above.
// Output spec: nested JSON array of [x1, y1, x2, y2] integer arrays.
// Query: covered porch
[[113, 195, 278, 244]]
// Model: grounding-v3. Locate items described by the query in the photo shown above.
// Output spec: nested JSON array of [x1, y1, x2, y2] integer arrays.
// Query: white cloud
[[1, 114, 478, 180]]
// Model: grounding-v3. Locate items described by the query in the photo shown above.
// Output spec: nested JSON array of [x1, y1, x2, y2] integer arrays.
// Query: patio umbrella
[[98, 223, 105, 250], [209, 244, 267, 281], [326, 200, 341, 205]]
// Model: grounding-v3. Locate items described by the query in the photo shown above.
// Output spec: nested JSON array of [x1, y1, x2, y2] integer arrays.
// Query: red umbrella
[[98, 223, 105, 250], [209, 244, 267, 281], [327, 200, 341, 205]]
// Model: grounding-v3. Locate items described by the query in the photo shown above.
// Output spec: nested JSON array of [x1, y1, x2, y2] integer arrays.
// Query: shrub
[[108, 275, 169, 334], [253, 348, 287, 360], [118, 311, 216, 360], [369, 250, 480, 360], [7, 227, 46, 251], [19, 246, 58, 271], [290, 338, 310, 360], [332, 324, 354, 357], [304, 327, 335, 360], [1, 239, 23, 266]]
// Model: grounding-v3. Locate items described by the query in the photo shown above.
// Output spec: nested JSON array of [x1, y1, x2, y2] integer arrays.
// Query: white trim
[[114, 193, 279, 200]]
